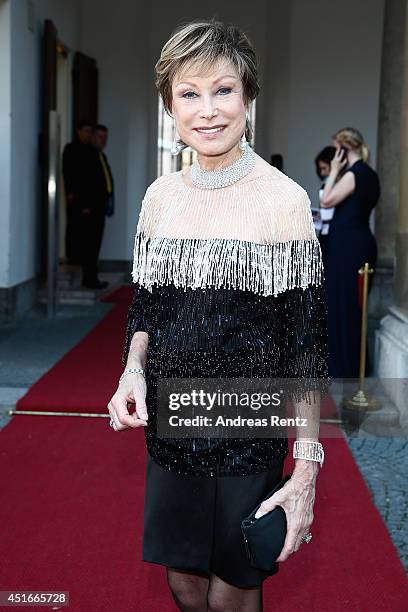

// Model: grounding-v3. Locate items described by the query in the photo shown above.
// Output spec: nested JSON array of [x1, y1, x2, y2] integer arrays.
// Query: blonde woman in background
[[320, 127, 380, 378]]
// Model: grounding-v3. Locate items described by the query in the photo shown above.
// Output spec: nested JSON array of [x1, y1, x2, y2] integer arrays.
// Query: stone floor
[[346, 436, 407, 571], [0, 299, 407, 573]]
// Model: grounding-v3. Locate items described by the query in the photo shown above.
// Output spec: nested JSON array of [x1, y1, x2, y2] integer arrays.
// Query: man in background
[[62, 120, 93, 265], [92, 124, 115, 218], [79, 124, 114, 289]]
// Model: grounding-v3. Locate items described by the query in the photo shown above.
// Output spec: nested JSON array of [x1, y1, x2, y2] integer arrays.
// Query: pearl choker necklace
[[190, 145, 256, 189]]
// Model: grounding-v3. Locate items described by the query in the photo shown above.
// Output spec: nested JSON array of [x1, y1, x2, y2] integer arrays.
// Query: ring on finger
[[301, 531, 312, 544]]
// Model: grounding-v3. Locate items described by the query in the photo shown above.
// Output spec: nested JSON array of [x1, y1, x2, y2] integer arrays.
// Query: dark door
[[40, 19, 58, 278], [72, 52, 98, 131]]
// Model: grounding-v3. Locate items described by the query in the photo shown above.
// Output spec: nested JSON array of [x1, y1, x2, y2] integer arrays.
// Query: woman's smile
[[194, 125, 227, 138]]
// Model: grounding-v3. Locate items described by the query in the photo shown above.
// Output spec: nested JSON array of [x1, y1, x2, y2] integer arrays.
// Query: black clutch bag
[[241, 473, 292, 571]]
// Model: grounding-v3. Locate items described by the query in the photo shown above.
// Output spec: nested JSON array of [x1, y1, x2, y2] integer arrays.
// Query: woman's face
[[171, 58, 247, 157], [318, 161, 331, 178]]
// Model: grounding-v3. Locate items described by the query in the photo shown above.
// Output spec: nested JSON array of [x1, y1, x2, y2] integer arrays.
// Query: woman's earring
[[239, 112, 250, 151], [239, 131, 248, 151], [171, 135, 181, 156], [171, 121, 184, 156]]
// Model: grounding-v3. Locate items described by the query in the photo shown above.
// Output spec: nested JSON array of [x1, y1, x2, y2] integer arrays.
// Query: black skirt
[[142, 452, 285, 588]]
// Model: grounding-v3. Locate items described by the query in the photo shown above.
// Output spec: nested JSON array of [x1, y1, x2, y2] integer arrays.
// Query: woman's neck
[[196, 144, 242, 171], [347, 151, 362, 166]]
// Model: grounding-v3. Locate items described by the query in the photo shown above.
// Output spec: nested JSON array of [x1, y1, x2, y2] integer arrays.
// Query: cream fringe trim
[[132, 234, 324, 297]]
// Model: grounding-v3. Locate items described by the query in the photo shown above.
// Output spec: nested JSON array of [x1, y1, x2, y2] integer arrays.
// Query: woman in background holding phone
[[319, 127, 380, 378]]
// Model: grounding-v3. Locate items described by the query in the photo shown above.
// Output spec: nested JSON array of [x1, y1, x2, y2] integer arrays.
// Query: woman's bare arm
[[125, 331, 149, 370], [320, 170, 355, 208], [320, 147, 355, 208], [107, 331, 150, 430]]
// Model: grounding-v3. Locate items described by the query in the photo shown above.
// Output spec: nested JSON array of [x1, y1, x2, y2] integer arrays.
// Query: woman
[[315, 146, 336, 181], [320, 127, 380, 379], [314, 146, 337, 269], [108, 20, 328, 612]]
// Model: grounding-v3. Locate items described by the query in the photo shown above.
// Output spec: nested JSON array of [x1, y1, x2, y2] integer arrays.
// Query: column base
[[375, 305, 408, 427]]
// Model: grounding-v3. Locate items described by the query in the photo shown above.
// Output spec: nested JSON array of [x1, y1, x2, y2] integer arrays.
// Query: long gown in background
[[325, 159, 380, 378]]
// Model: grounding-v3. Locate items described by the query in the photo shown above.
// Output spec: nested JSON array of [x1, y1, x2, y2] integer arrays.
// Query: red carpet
[[101, 284, 134, 304], [0, 418, 406, 611], [2, 286, 405, 610]]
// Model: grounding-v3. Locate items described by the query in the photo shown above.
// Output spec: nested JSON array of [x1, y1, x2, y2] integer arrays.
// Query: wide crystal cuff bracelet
[[293, 440, 324, 467]]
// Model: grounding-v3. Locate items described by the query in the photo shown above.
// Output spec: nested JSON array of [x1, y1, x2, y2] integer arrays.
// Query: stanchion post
[[342, 262, 381, 412]]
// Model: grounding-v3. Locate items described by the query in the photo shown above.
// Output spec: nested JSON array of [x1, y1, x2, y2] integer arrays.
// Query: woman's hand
[[254, 463, 318, 562], [107, 373, 148, 431], [330, 147, 348, 175], [320, 148, 355, 208]]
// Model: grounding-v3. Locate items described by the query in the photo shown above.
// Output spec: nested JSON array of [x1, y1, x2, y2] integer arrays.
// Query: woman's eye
[[182, 87, 232, 99]]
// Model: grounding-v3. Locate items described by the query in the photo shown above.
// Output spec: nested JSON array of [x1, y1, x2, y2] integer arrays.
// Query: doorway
[[56, 42, 71, 261]]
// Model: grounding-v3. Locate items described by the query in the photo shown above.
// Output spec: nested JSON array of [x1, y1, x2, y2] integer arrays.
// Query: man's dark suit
[[62, 140, 92, 264], [79, 147, 113, 285]]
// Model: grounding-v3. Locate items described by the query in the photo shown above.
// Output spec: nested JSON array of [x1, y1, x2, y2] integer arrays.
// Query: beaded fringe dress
[[122, 153, 329, 477]]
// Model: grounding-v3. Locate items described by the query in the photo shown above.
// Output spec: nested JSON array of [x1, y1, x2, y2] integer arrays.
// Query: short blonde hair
[[155, 19, 259, 142], [332, 127, 370, 163]]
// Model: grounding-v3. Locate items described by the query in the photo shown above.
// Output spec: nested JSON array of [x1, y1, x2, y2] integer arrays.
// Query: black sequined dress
[[122, 157, 329, 477]]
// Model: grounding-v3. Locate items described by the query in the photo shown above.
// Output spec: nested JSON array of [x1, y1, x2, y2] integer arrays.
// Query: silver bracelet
[[119, 367, 145, 382], [293, 440, 324, 468]]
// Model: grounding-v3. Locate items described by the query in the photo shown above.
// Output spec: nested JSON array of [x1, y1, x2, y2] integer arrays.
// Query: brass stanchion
[[7, 409, 109, 418], [342, 262, 381, 411]]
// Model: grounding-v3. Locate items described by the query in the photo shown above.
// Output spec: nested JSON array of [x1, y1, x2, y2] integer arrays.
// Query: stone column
[[375, 0, 408, 427], [376, 0, 406, 268], [395, 1, 408, 310]]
